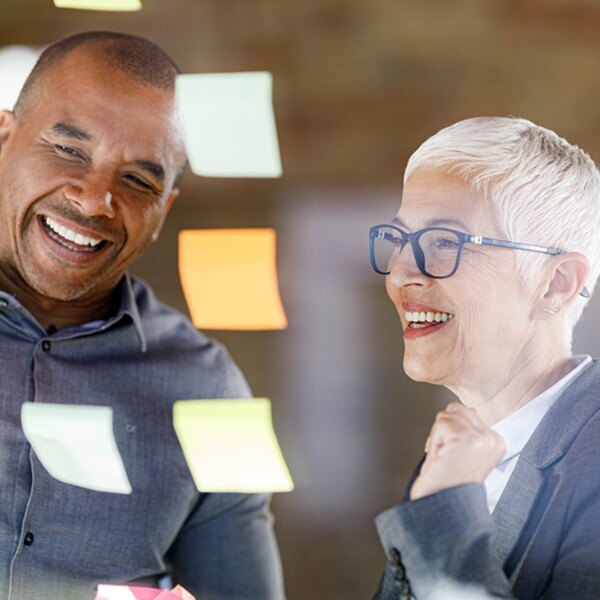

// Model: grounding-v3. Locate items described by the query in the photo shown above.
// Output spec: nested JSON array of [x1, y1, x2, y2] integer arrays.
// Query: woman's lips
[[403, 316, 454, 340]]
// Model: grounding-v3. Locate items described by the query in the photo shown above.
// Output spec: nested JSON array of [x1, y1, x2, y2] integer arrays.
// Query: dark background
[[2, 1, 600, 597]]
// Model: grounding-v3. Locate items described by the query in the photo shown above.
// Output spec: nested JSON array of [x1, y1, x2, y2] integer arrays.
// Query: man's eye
[[55, 144, 82, 158], [124, 174, 153, 190]]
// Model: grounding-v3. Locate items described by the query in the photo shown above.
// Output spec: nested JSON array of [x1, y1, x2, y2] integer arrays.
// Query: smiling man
[[0, 32, 284, 599], [371, 117, 600, 599]]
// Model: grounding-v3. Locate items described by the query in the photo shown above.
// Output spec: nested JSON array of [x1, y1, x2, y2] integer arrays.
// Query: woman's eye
[[436, 238, 458, 248]]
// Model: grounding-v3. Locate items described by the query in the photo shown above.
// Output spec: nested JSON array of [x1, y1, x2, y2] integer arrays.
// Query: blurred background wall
[[2, 0, 600, 597]]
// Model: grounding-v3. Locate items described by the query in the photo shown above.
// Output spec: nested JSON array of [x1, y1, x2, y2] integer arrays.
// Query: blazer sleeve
[[374, 483, 515, 599]]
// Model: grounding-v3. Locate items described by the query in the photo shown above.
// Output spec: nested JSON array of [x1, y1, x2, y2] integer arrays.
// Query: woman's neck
[[448, 348, 575, 426]]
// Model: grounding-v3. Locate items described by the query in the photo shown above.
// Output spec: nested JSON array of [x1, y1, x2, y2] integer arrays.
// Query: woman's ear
[[536, 252, 590, 318]]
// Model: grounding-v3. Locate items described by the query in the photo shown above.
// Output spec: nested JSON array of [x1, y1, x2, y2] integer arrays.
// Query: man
[[371, 117, 600, 598], [0, 32, 284, 599]]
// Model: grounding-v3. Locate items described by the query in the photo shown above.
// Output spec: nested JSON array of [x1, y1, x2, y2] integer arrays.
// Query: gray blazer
[[374, 359, 600, 599]]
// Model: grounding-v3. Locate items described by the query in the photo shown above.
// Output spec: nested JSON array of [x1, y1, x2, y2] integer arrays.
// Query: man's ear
[[0, 110, 17, 156], [536, 252, 590, 317], [151, 187, 180, 243]]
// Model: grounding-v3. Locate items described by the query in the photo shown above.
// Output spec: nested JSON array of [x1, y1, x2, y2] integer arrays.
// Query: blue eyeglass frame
[[369, 224, 591, 298]]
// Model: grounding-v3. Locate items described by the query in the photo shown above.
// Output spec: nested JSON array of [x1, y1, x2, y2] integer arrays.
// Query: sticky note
[[178, 228, 288, 330], [0, 46, 42, 110], [96, 585, 195, 600], [53, 0, 142, 10], [21, 403, 132, 494], [175, 72, 282, 178], [173, 398, 294, 493]]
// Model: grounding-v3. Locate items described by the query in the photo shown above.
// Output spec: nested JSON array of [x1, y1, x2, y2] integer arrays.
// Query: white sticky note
[[21, 403, 132, 494], [175, 72, 283, 178], [0, 46, 43, 111], [173, 398, 294, 493], [53, 0, 142, 10]]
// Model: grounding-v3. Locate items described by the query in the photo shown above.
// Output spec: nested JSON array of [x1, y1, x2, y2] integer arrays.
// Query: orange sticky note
[[178, 228, 288, 330]]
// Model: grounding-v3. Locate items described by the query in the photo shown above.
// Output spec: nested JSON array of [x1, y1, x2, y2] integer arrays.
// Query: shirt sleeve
[[167, 344, 285, 599], [168, 491, 285, 599]]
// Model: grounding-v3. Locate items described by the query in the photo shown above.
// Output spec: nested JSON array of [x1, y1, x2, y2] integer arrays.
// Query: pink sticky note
[[171, 586, 196, 600], [96, 585, 196, 600]]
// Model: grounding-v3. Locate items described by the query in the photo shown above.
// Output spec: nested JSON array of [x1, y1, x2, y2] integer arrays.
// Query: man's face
[[386, 168, 540, 391], [0, 48, 183, 301]]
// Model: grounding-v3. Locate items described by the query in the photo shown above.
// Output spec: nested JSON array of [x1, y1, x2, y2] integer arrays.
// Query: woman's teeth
[[405, 311, 454, 329]]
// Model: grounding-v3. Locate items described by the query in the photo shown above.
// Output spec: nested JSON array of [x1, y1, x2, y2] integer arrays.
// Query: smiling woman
[[371, 117, 600, 600]]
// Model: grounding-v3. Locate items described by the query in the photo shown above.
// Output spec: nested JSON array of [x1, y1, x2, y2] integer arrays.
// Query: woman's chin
[[403, 353, 449, 384]]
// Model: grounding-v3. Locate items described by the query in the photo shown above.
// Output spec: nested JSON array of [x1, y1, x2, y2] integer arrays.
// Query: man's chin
[[22, 269, 98, 302]]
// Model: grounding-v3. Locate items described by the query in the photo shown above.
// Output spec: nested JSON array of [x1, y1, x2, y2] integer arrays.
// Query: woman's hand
[[410, 402, 506, 501]]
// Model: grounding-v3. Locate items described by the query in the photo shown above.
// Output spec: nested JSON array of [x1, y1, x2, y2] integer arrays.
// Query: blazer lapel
[[491, 360, 600, 577], [491, 459, 544, 569]]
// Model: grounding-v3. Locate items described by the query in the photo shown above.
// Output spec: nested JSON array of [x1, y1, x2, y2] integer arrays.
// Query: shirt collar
[[492, 355, 593, 464], [0, 272, 147, 353], [117, 273, 147, 353]]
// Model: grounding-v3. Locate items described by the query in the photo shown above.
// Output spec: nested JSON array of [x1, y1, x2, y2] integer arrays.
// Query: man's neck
[[0, 264, 117, 331]]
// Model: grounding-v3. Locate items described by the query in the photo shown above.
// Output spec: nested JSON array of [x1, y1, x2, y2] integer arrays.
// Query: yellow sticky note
[[173, 399, 294, 493], [175, 72, 282, 178], [178, 228, 288, 330], [53, 0, 142, 11]]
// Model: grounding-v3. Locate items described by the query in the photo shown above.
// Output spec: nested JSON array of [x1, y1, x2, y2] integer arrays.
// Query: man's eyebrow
[[134, 159, 165, 183], [51, 122, 91, 141], [391, 217, 470, 231]]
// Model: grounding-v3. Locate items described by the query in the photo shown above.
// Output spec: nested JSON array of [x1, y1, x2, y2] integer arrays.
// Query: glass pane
[[418, 229, 460, 277], [372, 226, 402, 273]]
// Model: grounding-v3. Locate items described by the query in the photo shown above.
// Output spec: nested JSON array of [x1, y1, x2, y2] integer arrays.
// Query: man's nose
[[64, 172, 116, 218], [387, 241, 431, 288]]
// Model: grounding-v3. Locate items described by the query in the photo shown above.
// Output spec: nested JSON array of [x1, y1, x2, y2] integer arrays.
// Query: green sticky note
[[173, 398, 294, 493], [21, 403, 132, 494], [53, 0, 142, 11], [175, 72, 283, 178]]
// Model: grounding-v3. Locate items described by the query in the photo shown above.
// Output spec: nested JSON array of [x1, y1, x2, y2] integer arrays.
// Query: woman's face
[[386, 168, 540, 392]]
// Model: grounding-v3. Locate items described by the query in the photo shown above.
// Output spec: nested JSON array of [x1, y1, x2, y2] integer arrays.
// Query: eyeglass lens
[[372, 226, 461, 277]]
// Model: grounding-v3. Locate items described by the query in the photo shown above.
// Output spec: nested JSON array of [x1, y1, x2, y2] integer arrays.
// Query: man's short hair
[[13, 31, 187, 185], [404, 116, 600, 338]]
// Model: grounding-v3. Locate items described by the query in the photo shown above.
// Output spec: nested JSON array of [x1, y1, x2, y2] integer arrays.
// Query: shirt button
[[41, 340, 51, 353], [0, 299, 7, 308], [23, 532, 34, 546]]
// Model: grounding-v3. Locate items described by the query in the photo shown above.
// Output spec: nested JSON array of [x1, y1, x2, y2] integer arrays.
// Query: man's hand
[[410, 402, 506, 501]]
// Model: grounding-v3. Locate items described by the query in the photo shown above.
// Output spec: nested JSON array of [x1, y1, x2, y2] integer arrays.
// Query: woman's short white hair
[[405, 116, 600, 339]]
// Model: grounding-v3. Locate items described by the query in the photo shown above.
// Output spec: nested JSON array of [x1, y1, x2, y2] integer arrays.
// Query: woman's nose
[[387, 241, 431, 288]]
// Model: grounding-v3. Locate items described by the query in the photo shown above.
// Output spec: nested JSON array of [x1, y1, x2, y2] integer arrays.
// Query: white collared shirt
[[484, 355, 593, 514]]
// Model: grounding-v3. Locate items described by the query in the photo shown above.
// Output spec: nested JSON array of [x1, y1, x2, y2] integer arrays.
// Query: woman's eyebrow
[[391, 216, 469, 230]]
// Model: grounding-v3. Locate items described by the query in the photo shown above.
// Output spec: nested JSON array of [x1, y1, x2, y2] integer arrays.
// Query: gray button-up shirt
[[0, 274, 284, 600]]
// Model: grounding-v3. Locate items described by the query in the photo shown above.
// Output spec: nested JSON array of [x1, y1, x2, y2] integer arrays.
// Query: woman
[[370, 117, 600, 599]]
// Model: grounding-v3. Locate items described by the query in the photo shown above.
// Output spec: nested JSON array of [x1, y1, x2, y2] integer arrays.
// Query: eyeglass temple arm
[[467, 236, 591, 298]]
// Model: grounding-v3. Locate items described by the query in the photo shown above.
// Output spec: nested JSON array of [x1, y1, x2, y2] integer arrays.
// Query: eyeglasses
[[369, 224, 591, 298]]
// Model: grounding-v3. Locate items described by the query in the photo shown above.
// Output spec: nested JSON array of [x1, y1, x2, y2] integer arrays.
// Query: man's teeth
[[44, 216, 103, 247], [405, 310, 454, 325]]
